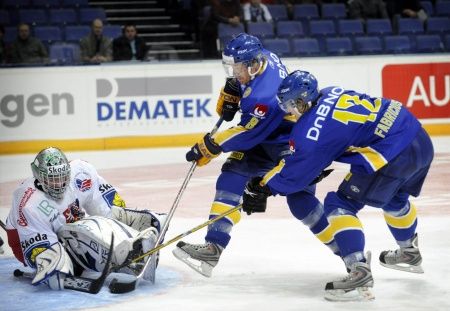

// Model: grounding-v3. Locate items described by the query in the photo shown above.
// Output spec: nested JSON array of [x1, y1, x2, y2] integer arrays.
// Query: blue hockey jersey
[[213, 49, 295, 151], [263, 86, 422, 196]]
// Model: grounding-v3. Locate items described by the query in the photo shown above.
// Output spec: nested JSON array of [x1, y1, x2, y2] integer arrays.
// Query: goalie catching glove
[[242, 177, 272, 215], [216, 78, 241, 122], [186, 133, 222, 167]]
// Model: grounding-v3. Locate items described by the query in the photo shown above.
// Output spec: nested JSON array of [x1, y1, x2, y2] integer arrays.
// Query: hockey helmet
[[277, 70, 319, 116], [31, 147, 71, 200], [222, 33, 264, 79]]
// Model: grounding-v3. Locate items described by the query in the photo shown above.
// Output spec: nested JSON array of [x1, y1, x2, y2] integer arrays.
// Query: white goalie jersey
[[5, 159, 126, 269]]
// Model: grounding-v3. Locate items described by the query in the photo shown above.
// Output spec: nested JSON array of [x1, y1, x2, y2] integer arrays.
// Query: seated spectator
[[243, 0, 273, 23], [80, 18, 112, 63], [385, 0, 427, 22], [202, 0, 242, 58], [348, 0, 389, 21], [113, 24, 148, 61], [9, 23, 48, 65]]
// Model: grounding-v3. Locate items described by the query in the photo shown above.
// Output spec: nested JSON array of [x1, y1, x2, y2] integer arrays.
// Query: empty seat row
[[1, 0, 89, 9], [262, 34, 449, 57], [218, 17, 450, 44], [0, 8, 106, 26], [3, 25, 122, 43]]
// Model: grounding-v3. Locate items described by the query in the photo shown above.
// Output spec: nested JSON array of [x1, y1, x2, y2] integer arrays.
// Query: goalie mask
[[222, 33, 265, 83], [277, 70, 320, 118], [31, 147, 71, 200]]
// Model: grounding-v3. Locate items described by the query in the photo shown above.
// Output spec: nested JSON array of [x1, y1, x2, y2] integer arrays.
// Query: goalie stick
[[1, 219, 114, 294], [109, 204, 242, 293]]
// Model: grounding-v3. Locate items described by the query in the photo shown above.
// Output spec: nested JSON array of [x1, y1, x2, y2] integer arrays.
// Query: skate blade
[[379, 261, 424, 274], [172, 248, 213, 278], [324, 287, 375, 302]]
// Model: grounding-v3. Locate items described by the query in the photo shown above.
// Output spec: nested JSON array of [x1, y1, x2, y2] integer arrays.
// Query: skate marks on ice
[[0, 258, 182, 311]]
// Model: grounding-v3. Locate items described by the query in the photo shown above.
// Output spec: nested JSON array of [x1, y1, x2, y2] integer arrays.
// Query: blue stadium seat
[[293, 4, 319, 21], [263, 38, 291, 56], [291, 38, 321, 56], [276, 21, 304, 38], [384, 35, 412, 54], [366, 19, 393, 37], [18, 9, 48, 26], [420, 1, 435, 16], [445, 34, 450, 51], [32, 0, 60, 8], [397, 18, 425, 35], [50, 42, 81, 64], [34, 26, 62, 44], [4, 26, 18, 43], [435, 1, 450, 16], [267, 4, 289, 22], [217, 23, 245, 47], [0, 10, 10, 26], [426, 17, 450, 35], [103, 25, 122, 39], [326, 37, 353, 55], [49, 9, 77, 25], [79, 8, 107, 24], [247, 22, 275, 39], [415, 34, 444, 52], [309, 20, 336, 37], [65, 25, 90, 42], [62, 0, 89, 8], [354, 36, 383, 54], [321, 3, 347, 20], [3, 0, 30, 9], [338, 19, 364, 36]]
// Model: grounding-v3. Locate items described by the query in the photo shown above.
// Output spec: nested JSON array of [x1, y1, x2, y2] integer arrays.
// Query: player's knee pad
[[324, 191, 364, 217], [58, 216, 141, 271]]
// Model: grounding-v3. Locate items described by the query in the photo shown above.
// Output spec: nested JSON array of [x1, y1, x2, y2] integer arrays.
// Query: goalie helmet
[[31, 147, 71, 200], [277, 70, 319, 117], [222, 33, 264, 80]]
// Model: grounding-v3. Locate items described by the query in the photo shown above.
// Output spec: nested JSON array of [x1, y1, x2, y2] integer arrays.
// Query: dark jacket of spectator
[[348, 0, 389, 20], [10, 36, 48, 64], [113, 35, 148, 61], [80, 33, 112, 63]]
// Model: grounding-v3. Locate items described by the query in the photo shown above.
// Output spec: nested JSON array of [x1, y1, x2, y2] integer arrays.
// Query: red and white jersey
[[5, 159, 125, 268]]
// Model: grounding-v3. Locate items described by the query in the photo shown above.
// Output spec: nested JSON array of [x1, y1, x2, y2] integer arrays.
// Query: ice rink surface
[[1, 137, 449, 311]]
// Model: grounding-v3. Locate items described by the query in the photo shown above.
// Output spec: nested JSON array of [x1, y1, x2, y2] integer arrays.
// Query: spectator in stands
[[348, 0, 389, 21], [385, 0, 428, 22], [80, 18, 112, 63], [113, 24, 148, 61], [0, 25, 5, 64], [243, 0, 273, 23], [202, 0, 242, 58], [9, 23, 48, 65]]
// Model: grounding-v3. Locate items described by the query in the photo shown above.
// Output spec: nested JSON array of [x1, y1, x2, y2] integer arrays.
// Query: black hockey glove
[[216, 78, 241, 122], [242, 177, 272, 215], [309, 169, 334, 186], [186, 133, 222, 167]]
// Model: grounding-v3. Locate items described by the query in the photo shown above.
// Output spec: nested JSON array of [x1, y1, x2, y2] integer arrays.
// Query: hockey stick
[[2, 219, 114, 294], [110, 117, 224, 293], [109, 204, 242, 293]]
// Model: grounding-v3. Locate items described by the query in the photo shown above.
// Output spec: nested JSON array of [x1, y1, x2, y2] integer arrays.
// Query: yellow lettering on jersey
[[374, 100, 402, 138], [245, 117, 259, 129]]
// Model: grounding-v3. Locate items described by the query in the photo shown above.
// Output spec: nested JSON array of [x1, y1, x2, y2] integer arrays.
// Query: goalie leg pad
[[32, 242, 74, 290]]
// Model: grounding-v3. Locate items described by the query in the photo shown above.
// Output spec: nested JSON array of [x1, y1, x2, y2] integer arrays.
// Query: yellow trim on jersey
[[384, 203, 417, 229], [261, 159, 285, 185], [213, 126, 247, 146], [347, 146, 388, 171], [283, 114, 298, 122], [210, 202, 241, 225]]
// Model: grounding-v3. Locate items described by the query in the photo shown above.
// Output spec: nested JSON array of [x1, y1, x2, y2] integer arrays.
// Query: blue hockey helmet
[[277, 70, 319, 116], [222, 33, 264, 79]]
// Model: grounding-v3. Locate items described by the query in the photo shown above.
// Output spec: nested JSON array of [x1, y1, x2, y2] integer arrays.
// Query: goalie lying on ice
[[4, 146, 167, 290]]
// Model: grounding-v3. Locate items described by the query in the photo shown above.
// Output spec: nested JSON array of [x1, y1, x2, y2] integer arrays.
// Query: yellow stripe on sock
[[316, 215, 363, 243], [210, 202, 241, 225], [384, 203, 417, 229]]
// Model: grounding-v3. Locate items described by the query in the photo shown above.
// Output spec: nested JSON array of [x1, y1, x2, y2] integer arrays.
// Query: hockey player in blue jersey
[[242, 70, 434, 301], [172, 34, 333, 277]]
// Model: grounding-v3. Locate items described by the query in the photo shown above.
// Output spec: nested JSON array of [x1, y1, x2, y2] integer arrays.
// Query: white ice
[[1, 137, 449, 311]]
